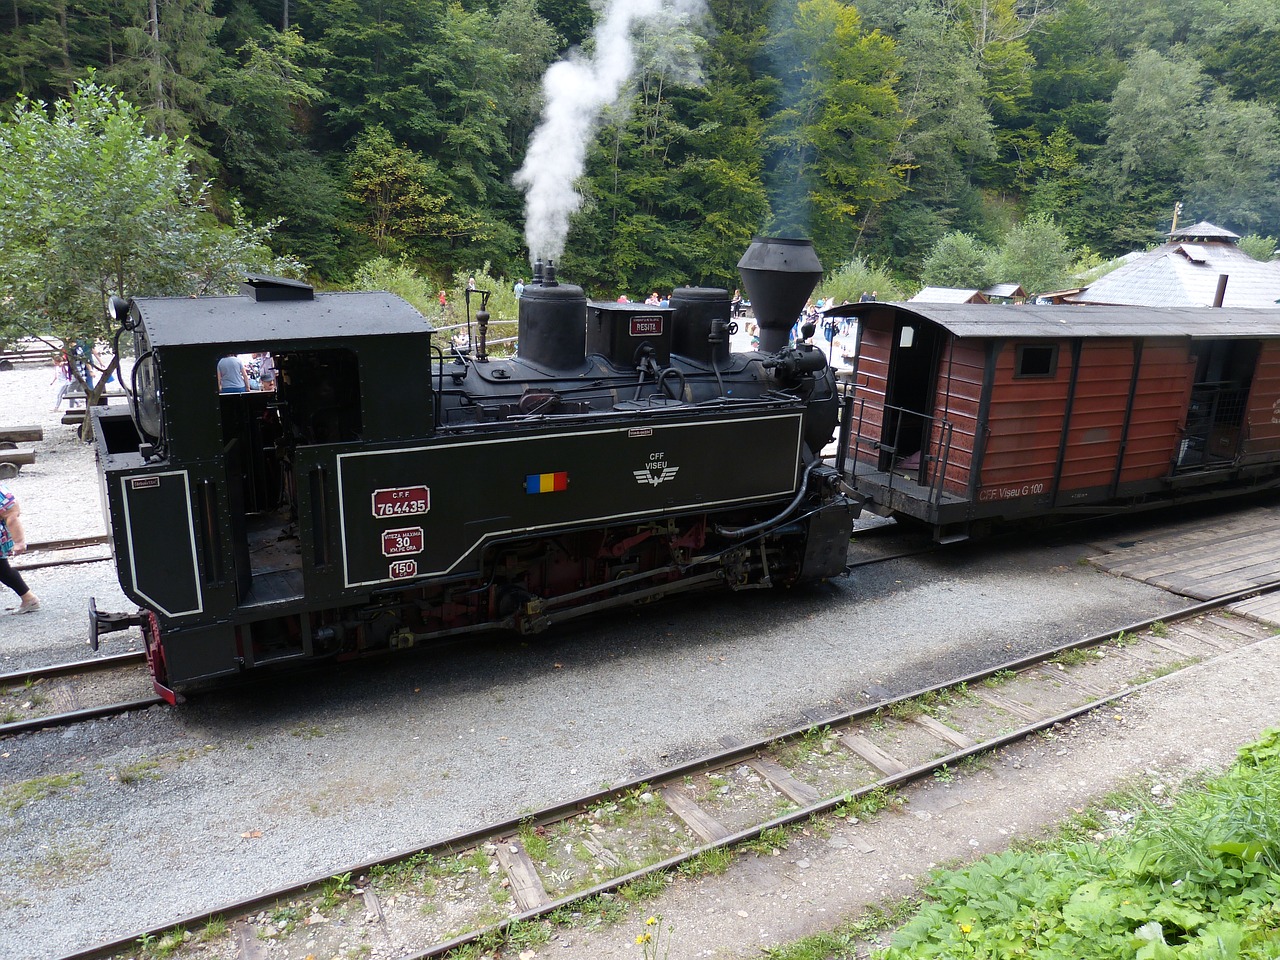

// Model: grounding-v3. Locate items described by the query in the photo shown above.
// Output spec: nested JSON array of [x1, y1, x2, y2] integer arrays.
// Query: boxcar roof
[[134, 291, 433, 347], [826, 302, 1280, 339]]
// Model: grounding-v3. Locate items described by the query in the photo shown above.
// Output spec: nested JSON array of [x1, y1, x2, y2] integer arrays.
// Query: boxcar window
[[1015, 344, 1058, 378], [899, 325, 915, 348]]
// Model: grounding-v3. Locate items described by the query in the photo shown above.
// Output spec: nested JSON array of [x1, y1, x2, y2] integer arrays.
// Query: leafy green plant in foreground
[[879, 728, 1280, 959]]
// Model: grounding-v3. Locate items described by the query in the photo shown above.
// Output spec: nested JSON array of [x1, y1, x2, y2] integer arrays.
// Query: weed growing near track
[[877, 728, 1280, 959]]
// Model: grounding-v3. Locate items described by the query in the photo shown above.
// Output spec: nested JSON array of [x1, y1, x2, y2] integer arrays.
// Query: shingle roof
[[1065, 236, 1280, 308], [1169, 220, 1240, 241], [909, 286, 988, 304]]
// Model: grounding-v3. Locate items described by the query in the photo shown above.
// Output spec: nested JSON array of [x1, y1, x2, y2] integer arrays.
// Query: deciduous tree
[[0, 81, 295, 388]]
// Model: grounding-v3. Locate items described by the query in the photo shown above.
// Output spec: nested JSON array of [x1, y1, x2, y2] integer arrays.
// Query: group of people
[[612, 291, 672, 306], [51, 340, 114, 412], [217, 352, 277, 394]]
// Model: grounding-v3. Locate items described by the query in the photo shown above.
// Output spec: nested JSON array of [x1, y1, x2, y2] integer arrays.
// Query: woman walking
[[0, 482, 40, 614]]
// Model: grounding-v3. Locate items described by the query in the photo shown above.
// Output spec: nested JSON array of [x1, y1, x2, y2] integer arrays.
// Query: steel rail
[[0, 651, 146, 687], [25, 534, 110, 552], [0, 652, 158, 738], [1, 696, 166, 737], [12, 554, 111, 572]]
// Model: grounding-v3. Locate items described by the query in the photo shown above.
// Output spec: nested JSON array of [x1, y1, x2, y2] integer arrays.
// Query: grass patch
[[618, 871, 670, 903], [517, 818, 551, 862], [876, 728, 1280, 959], [1, 771, 85, 815], [1131, 657, 1200, 685], [763, 900, 918, 959], [1051, 647, 1095, 667], [835, 786, 900, 821], [114, 758, 162, 785], [742, 825, 797, 856], [676, 846, 733, 878]]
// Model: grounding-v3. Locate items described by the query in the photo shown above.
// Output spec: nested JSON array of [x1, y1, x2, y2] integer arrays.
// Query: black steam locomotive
[[90, 238, 858, 701]]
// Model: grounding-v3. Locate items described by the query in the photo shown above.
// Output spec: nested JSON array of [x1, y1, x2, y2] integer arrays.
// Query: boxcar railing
[[845, 398, 956, 510], [1175, 381, 1248, 472]]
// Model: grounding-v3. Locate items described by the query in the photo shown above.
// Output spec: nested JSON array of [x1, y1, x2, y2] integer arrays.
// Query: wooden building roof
[[909, 286, 988, 304], [1065, 222, 1280, 308]]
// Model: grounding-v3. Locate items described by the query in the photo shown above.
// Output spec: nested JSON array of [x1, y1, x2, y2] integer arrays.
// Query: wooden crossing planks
[[1089, 504, 1280, 603], [1231, 593, 1280, 627]]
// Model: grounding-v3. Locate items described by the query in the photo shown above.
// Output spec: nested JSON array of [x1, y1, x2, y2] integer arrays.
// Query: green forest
[[2, 0, 1280, 320]]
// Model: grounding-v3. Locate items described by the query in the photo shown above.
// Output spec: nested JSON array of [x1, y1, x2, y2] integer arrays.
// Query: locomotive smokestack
[[737, 237, 823, 353], [518, 264, 586, 371]]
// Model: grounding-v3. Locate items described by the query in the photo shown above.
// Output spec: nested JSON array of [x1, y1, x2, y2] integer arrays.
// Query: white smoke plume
[[515, 0, 709, 264]]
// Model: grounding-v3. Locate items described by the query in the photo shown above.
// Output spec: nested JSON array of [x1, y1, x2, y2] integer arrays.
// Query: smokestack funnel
[[737, 237, 823, 352]]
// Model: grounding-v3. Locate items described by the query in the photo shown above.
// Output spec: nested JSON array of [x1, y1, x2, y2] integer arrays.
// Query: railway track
[[12, 534, 113, 572], [0, 651, 161, 736], [69, 578, 1280, 960], [1, 538, 936, 744]]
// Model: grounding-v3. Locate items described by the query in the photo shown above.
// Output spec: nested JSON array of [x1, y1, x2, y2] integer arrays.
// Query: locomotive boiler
[[90, 238, 858, 701]]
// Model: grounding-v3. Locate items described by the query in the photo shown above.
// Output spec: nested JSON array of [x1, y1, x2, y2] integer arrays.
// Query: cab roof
[[132, 290, 433, 348]]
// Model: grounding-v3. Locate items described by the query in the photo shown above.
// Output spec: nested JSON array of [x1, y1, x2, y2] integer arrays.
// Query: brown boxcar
[[834, 302, 1280, 541]]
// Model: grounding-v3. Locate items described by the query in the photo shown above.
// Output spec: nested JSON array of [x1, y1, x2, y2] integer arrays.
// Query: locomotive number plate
[[382, 526, 424, 557], [388, 559, 418, 580], [371, 485, 430, 518], [630, 316, 663, 337]]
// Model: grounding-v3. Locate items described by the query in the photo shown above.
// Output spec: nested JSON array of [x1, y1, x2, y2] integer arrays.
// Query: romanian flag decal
[[525, 471, 569, 494]]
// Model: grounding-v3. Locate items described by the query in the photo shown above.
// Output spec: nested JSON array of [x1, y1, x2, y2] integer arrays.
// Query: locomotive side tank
[[91, 240, 859, 701]]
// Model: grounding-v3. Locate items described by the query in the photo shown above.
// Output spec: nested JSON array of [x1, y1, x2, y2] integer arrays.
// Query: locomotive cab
[[92, 280, 435, 692]]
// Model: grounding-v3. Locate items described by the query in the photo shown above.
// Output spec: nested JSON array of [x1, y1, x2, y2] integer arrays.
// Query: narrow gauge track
[[12, 535, 112, 570], [75, 578, 1280, 960], [0, 652, 160, 736], [2, 542, 938, 744], [12, 534, 113, 572]]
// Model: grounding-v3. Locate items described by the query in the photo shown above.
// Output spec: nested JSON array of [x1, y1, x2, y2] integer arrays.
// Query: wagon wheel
[[0, 462, 19, 479], [0, 441, 15, 450]]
